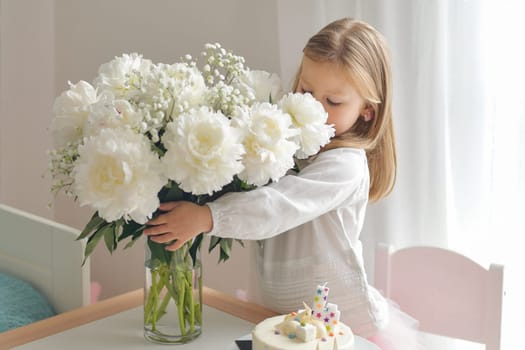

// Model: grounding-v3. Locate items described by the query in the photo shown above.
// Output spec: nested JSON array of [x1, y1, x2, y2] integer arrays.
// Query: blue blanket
[[0, 273, 56, 332]]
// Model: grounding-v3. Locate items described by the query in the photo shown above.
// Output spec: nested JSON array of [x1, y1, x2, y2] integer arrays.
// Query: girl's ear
[[360, 104, 375, 122]]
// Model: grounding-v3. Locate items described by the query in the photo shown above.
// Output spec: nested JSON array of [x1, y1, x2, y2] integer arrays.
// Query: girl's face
[[297, 56, 371, 136]]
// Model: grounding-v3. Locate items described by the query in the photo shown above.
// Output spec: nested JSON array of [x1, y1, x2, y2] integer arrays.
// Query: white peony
[[232, 103, 298, 186], [278, 92, 335, 159], [51, 80, 98, 148], [237, 70, 283, 103], [84, 96, 144, 137], [94, 53, 153, 100], [73, 128, 166, 224], [161, 106, 245, 195]]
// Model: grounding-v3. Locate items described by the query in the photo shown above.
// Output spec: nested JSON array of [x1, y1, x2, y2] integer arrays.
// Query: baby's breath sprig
[[48, 143, 80, 196], [201, 43, 246, 86], [200, 43, 252, 114]]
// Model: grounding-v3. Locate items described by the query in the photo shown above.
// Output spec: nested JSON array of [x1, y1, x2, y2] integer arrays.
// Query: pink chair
[[374, 243, 504, 350]]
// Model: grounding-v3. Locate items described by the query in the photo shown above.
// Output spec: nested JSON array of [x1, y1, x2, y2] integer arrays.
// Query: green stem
[[154, 267, 178, 322], [155, 278, 171, 320], [176, 273, 186, 336], [196, 268, 203, 324], [144, 270, 159, 330], [183, 273, 195, 333], [144, 240, 202, 338]]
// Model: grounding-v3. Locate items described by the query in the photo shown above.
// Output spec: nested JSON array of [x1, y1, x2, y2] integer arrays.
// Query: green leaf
[[123, 234, 142, 249], [219, 248, 230, 263], [103, 222, 118, 253], [219, 238, 232, 258], [240, 181, 256, 191], [151, 142, 166, 157], [118, 220, 145, 242], [77, 212, 106, 240], [208, 236, 221, 252], [82, 224, 112, 265], [208, 237, 245, 263], [147, 238, 173, 267], [189, 233, 204, 267], [163, 181, 185, 202]]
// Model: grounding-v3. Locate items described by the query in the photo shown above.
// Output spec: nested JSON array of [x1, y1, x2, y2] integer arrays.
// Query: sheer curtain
[[277, 1, 524, 349]]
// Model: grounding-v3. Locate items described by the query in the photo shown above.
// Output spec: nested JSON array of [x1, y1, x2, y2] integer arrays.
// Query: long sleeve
[[207, 147, 368, 240]]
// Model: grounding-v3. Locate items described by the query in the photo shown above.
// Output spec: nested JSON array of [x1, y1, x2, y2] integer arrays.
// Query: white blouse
[[207, 147, 389, 337]]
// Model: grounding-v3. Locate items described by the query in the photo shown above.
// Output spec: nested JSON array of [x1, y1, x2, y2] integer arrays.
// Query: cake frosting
[[252, 284, 355, 350]]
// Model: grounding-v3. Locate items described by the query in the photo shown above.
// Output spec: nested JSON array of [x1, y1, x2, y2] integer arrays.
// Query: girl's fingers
[[158, 202, 181, 211], [165, 238, 186, 251], [150, 232, 177, 244], [147, 202, 183, 226], [146, 215, 165, 226], [144, 223, 170, 236]]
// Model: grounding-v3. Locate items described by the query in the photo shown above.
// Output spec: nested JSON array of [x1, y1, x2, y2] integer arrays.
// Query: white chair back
[[375, 243, 504, 350], [0, 204, 90, 313]]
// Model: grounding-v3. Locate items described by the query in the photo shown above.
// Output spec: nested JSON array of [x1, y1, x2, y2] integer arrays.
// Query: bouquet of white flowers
[[49, 43, 334, 343]]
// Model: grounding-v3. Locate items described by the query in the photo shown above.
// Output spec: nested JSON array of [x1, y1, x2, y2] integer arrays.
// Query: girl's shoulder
[[320, 147, 365, 158], [298, 147, 367, 176], [310, 147, 366, 165]]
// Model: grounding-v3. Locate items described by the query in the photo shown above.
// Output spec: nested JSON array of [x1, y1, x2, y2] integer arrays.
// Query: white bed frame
[[0, 203, 90, 313]]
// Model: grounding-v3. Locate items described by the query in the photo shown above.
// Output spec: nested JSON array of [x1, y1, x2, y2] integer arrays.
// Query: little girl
[[145, 18, 420, 350]]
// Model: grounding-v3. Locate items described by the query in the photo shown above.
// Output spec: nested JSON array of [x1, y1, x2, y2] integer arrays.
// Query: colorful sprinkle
[[288, 333, 296, 339]]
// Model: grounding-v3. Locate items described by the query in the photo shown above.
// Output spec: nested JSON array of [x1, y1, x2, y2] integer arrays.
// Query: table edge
[[0, 286, 278, 349]]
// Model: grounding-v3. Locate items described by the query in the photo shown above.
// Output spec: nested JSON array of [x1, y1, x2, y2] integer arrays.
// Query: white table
[[11, 305, 379, 350], [12, 305, 253, 350], [2, 287, 379, 350]]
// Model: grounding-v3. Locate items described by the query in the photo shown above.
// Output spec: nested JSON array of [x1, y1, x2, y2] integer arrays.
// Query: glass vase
[[143, 239, 202, 344]]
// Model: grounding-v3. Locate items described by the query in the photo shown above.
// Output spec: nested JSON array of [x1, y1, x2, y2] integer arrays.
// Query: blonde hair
[[293, 18, 397, 202]]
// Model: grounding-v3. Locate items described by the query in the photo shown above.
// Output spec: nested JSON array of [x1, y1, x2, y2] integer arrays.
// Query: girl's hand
[[144, 201, 213, 251]]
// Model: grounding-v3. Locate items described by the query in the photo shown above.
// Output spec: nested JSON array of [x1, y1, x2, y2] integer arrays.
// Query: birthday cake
[[252, 284, 355, 350]]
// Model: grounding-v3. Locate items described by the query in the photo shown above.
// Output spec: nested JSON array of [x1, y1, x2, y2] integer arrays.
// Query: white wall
[[0, 0, 55, 218], [0, 0, 284, 300]]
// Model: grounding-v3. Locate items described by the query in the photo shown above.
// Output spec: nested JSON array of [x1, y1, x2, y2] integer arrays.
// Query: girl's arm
[[145, 148, 367, 250], [208, 148, 367, 239]]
